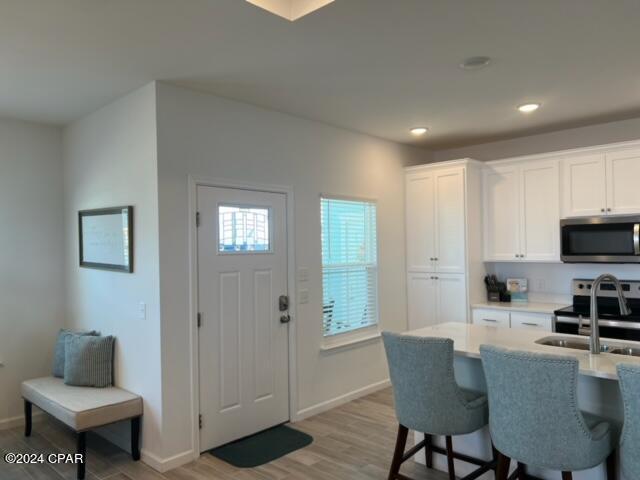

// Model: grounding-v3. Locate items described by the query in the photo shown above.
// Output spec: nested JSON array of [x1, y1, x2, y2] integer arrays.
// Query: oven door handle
[[556, 316, 640, 330], [634, 223, 640, 255]]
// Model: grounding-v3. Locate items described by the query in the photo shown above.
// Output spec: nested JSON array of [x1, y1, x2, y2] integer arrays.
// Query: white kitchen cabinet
[[483, 165, 520, 261], [472, 308, 510, 328], [483, 159, 560, 262], [405, 159, 484, 329], [510, 312, 553, 331], [562, 154, 607, 218], [406, 172, 436, 272], [606, 149, 640, 215], [408, 272, 467, 329], [406, 167, 465, 273], [407, 273, 437, 330], [520, 161, 560, 261], [436, 274, 468, 324], [471, 307, 553, 332], [562, 150, 640, 218], [434, 169, 466, 273]]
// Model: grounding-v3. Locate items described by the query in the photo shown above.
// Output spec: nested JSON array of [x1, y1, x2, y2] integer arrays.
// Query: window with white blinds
[[321, 197, 378, 337]]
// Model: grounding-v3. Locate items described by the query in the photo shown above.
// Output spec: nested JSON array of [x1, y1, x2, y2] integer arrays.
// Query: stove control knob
[[587, 284, 592, 289], [578, 284, 584, 289]]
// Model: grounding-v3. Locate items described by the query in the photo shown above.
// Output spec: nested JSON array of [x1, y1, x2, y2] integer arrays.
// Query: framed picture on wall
[[78, 206, 134, 273]]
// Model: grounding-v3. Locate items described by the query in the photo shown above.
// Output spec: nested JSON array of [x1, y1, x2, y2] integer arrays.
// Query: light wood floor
[[0, 388, 448, 480]]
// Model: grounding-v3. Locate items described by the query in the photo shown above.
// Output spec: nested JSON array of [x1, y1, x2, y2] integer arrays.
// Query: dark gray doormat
[[209, 425, 313, 468]]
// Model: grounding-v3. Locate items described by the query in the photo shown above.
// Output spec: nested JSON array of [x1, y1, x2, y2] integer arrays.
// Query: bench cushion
[[21, 377, 142, 432]]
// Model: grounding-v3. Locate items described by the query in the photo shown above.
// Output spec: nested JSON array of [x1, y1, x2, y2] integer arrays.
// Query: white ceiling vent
[[246, 0, 335, 21]]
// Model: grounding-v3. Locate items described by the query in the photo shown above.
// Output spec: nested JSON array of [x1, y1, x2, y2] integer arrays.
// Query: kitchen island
[[403, 322, 640, 480]]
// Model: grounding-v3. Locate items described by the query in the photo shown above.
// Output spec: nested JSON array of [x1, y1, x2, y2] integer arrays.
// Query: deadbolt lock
[[279, 295, 289, 312]]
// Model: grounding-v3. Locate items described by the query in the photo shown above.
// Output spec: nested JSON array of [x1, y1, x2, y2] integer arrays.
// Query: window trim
[[320, 194, 380, 345]]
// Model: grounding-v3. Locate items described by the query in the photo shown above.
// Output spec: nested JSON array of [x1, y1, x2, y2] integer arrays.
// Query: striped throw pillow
[[64, 335, 115, 388]]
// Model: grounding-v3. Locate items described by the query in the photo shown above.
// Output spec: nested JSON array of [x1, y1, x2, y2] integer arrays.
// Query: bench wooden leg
[[24, 400, 32, 437], [131, 416, 141, 461], [77, 432, 86, 480]]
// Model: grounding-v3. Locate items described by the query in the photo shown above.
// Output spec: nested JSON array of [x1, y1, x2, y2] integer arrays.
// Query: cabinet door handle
[[607, 208, 612, 212], [601, 208, 606, 213], [482, 318, 497, 323], [522, 322, 539, 327]]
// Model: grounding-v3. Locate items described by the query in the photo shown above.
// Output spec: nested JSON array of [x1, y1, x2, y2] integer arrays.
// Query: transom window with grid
[[321, 197, 379, 337]]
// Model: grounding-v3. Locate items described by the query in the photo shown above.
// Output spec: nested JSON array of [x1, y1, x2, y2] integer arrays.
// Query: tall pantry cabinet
[[405, 159, 484, 330]]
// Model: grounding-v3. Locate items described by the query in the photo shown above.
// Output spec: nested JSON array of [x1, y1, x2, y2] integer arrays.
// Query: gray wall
[[0, 118, 64, 428], [433, 117, 640, 162]]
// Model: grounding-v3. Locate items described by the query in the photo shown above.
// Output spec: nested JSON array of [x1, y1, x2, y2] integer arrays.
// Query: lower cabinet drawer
[[472, 309, 510, 327], [510, 312, 552, 331]]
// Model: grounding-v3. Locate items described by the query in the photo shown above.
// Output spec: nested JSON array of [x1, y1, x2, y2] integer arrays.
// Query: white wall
[[62, 84, 164, 460], [488, 262, 640, 305], [433, 116, 640, 162], [154, 82, 428, 460], [0, 118, 64, 429]]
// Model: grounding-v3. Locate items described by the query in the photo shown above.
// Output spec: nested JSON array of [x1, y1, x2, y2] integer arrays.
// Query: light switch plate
[[298, 289, 309, 304], [297, 268, 309, 283]]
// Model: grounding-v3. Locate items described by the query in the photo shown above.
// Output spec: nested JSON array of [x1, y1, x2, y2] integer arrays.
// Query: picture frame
[[78, 206, 134, 273]]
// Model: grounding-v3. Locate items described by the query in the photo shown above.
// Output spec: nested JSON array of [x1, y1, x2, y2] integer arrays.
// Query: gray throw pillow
[[52, 329, 99, 378], [64, 335, 115, 388]]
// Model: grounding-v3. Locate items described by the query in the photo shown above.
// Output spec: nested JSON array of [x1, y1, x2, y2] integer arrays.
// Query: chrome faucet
[[579, 274, 632, 354]]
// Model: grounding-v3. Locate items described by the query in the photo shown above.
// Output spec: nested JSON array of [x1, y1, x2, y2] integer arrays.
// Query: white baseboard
[[294, 378, 390, 421], [0, 411, 44, 431], [141, 448, 196, 473]]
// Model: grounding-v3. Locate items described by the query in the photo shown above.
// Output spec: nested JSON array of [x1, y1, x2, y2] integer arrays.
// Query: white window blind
[[321, 197, 378, 336]]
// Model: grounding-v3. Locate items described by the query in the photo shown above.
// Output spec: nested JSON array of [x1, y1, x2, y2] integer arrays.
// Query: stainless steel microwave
[[561, 215, 640, 263]]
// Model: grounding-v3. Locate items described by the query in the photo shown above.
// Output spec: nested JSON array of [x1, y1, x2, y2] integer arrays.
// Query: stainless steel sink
[[536, 336, 623, 354], [609, 347, 640, 357]]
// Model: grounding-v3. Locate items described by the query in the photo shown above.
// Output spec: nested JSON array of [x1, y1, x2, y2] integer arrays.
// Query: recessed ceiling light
[[517, 103, 541, 113], [246, 0, 335, 21], [410, 127, 428, 136], [460, 56, 491, 70]]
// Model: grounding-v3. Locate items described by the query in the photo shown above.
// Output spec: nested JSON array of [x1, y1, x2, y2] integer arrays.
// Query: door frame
[[187, 175, 297, 458]]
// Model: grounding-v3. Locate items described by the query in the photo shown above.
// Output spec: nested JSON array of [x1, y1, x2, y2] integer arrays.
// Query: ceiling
[[2, 0, 640, 148]]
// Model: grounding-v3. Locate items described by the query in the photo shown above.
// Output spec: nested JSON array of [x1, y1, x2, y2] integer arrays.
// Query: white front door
[[197, 185, 289, 452]]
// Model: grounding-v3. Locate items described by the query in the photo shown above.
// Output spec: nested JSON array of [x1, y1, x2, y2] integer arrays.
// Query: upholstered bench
[[21, 377, 143, 480]]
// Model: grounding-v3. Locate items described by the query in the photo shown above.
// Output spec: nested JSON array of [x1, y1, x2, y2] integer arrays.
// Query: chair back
[[480, 345, 612, 470], [618, 363, 640, 479], [382, 332, 479, 435]]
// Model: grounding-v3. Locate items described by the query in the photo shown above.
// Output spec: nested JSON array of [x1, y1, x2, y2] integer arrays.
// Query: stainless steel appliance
[[554, 279, 640, 341], [560, 215, 640, 263]]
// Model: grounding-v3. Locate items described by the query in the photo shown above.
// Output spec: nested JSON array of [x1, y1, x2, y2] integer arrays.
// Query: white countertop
[[472, 301, 569, 315], [405, 322, 640, 380]]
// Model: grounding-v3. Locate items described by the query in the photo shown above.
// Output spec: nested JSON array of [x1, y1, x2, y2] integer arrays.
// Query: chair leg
[[445, 436, 455, 480], [77, 432, 86, 480], [605, 451, 616, 480], [561, 473, 573, 480], [131, 416, 141, 461], [424, 433, 433, 468], [517, 462, 526, 480], [24, 400, 32, 437], [387, 425, 408, 480], [496, 452, 511, 480]]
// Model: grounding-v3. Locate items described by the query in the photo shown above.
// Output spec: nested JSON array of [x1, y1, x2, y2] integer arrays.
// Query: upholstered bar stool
[[480, 345, 618, 480], [382, 332, 495, 480], [617, 363, 640, 480]]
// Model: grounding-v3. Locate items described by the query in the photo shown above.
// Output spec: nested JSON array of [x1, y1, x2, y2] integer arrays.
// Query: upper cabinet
[[484, 159, 560, 262], [562, 148, 640, 218], [605, 149, 640, 216], [406, 167, 465, 273]]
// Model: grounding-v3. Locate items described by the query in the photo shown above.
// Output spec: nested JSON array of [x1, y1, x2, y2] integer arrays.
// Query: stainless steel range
[[554, 278, 640, 341]]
